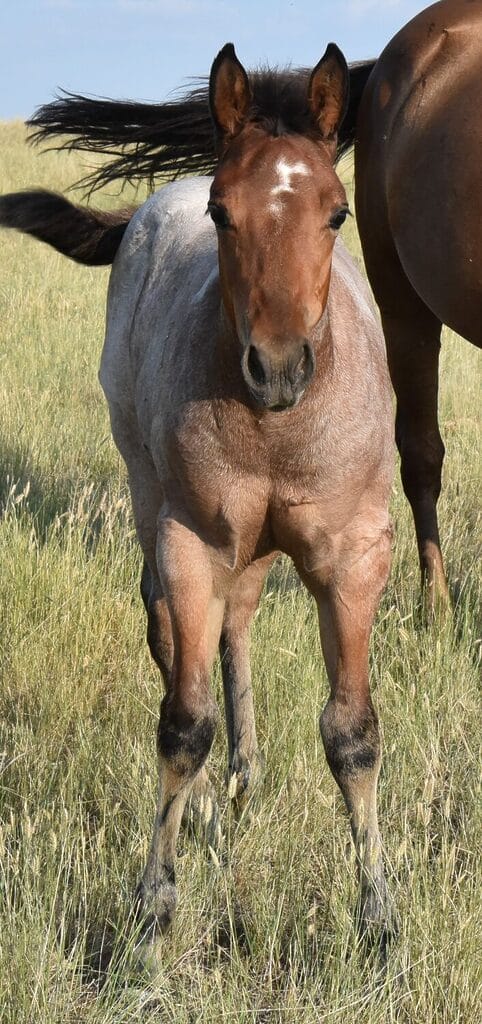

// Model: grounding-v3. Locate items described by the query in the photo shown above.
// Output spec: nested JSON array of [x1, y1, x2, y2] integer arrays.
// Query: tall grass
[[0, 126, 480, 1023]]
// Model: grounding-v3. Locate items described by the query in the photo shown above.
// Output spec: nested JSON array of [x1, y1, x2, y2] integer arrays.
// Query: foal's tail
[[27, 60, 376, 193], [0, 190, 135, 264]]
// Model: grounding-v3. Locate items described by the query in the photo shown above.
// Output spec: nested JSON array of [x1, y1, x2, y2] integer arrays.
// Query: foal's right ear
[[209, 43, 252, 147], [308, 43, 349, 145]]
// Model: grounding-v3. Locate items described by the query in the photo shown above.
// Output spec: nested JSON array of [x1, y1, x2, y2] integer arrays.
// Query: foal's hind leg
[[382, 305, 448, 613], [296, 520, 395, 944], [220, 553, 277, 810]]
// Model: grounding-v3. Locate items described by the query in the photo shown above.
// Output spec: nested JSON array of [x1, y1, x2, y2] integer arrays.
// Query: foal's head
[[208, 44, 350, 412]]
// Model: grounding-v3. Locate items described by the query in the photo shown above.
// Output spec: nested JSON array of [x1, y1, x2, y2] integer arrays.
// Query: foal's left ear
[[308, 43, 349, 144], [209, 43, 252, 146]]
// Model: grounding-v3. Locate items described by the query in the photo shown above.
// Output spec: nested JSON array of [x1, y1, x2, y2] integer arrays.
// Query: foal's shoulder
[[121, 177, 214, 257], [330, 238, 379, 327]]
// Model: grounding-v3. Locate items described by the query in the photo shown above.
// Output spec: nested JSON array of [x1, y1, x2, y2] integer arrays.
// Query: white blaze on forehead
[[271, 158, 310, 197]]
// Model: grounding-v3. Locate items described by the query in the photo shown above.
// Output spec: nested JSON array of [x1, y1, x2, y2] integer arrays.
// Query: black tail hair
[[0, 190, 135, 264], [27, 60, 376, 193]]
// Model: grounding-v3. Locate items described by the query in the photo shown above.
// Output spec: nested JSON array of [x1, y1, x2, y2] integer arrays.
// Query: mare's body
[[355, 0, 482, 605]]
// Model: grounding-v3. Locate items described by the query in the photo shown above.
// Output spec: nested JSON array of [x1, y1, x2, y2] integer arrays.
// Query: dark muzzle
[[242, 341, 315, 411]]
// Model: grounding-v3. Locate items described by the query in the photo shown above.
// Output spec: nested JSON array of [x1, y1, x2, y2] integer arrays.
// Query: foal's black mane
[[28, 61, 375, 194]]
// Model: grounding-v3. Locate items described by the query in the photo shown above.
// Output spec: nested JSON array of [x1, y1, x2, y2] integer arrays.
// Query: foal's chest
[[153, 399, 361, 572]]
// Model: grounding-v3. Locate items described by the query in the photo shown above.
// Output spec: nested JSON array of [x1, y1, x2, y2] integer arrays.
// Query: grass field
[[0, 123, 480, 1024]]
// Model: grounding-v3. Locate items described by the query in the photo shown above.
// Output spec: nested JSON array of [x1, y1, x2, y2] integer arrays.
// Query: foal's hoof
[[184, 786, 222, 851], [135, 878, 178, 937], [356, 902, 399, 961], [181, 767, 222, 850], [227, 750, 265, 813], [358, 918, 399, 963]]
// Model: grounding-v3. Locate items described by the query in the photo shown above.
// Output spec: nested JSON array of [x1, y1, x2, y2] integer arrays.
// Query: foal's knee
[[320, 697, 380, 787], [157, 689, 218, 780]]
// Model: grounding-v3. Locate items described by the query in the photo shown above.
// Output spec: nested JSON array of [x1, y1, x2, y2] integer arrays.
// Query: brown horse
[[355, 0, 481, 610], [1, 46, 395, 948]]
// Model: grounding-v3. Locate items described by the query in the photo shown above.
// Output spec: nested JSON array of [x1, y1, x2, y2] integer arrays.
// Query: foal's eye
[[329, 207, 350, 231], [207, 202, 232, 230]]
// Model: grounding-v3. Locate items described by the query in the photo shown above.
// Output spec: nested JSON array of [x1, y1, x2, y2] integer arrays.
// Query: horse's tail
[[0, 190, 135, 264], [27, 60, 376, 193]]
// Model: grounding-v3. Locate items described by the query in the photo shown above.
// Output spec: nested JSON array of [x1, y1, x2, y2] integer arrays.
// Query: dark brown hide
[[355, 0, 482, 607]]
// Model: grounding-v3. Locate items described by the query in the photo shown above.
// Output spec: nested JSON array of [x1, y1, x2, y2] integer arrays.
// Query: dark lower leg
[[220, 555, 275, 808], [320, 695, 391, 934], [220, 631, 263, 806], [137, 691, 218, 933]]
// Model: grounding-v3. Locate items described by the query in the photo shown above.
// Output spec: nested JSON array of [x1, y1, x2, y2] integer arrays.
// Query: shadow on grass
[[0, 439, 130, 555], [0, 441, 76, 527]]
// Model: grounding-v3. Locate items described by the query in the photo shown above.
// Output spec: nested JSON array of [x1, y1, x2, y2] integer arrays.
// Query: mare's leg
[[137, 517, 224, 933], [355, 202, 448, 610], [296, 520, 395, 942], [382, 305, 448, 612], [220, 553, 277, 809]]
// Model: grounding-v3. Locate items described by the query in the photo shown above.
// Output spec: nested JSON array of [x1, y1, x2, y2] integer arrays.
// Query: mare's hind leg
[[140, 561, 220, 846], [220, 553, 277, 810], [355, 209, 448, 610], [296, 519, 395, 944], [382, 305, 448, 612]]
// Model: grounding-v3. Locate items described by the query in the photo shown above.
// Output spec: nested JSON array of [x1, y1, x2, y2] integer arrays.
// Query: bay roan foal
[[0, 44, 395, 945]]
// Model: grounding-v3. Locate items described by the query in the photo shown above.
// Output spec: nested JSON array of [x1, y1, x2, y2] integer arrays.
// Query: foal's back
[[100, 178, 218, 415]]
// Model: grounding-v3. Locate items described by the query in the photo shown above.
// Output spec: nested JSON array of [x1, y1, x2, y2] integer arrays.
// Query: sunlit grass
[[0, 124, 480, 1023]]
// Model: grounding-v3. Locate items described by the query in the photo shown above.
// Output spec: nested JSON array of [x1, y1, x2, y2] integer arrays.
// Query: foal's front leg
[[140, 560, 220, 847], [136, 518, 224, 935], [298, 521, 395, 944]]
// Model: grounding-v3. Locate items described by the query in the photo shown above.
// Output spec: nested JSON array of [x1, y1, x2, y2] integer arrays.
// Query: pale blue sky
[[2, 0, 431, 120]]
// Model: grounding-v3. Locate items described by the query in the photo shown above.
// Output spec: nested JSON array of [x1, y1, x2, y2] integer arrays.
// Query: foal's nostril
[[247, 345, 266, 386], [294, 346, 307, 376], [293, 343, 315, 383]]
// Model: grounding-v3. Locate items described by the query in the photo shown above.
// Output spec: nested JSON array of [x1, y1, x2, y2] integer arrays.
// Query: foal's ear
[[308, 43, 349, 143], [209, 43, 252, 145]]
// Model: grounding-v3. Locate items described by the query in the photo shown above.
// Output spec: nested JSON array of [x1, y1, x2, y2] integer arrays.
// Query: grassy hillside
[[0, 123, 480, 1023]]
